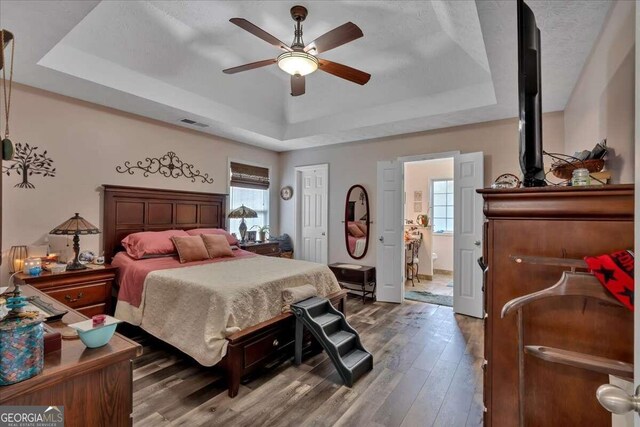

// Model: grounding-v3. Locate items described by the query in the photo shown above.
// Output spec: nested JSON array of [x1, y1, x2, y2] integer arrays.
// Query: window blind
[[230, 162, 270, 189]]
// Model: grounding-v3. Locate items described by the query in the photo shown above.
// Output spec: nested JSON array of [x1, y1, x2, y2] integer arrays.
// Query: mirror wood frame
[[344, 184, 370, 260]]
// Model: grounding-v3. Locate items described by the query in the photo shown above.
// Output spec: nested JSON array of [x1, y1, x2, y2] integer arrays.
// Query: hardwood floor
[[129, 296, 483, 427]]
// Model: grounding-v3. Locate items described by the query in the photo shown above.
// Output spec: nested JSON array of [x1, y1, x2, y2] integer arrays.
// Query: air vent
[[180, 118, 210, 128]]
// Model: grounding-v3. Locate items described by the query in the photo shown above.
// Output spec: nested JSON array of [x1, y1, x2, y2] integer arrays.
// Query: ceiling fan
[[223, 5, 370, 96]]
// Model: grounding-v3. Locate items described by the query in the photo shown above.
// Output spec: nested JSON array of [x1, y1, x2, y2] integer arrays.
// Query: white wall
[[564, 0, 635, 183], [404, 158, 454, 272], [1, 84, 279, 280], [279, 112, 565, 267]]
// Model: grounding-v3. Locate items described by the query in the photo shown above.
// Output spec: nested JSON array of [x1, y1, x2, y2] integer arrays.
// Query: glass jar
[[571, 168, 591, 186]]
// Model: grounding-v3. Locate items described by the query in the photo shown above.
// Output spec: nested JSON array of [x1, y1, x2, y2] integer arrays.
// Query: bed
[[102, 185, 347, 397]]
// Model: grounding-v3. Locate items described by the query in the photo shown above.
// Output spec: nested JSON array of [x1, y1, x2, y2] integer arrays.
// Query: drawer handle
[[273, 339, 279, 347], [65, 292, 84, 303]]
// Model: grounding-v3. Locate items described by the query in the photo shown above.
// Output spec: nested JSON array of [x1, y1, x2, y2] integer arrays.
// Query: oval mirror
[[345, 185, 370, 259]]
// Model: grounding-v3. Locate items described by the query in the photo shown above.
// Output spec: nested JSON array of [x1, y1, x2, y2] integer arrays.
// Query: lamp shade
[[228, 205, 258, 219], [50, 213, 100, 235], [8, 245, 28, 274]]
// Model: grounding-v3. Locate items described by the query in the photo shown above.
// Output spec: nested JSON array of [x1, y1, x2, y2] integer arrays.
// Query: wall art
[[116, 151, 214, 184], [2, 142, 56, 188], [414, 202, 422, 212], [414, 190, 422, 202]]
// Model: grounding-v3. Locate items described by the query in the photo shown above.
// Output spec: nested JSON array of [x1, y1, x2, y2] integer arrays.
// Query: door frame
[[293, 163, 329, 262], [396, 151, 459, 302], [396, 151, 485, 308]]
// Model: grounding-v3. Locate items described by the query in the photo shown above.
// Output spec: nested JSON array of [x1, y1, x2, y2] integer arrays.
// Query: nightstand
[[239, 241, 282, 257], [14, 265, 117, 316]]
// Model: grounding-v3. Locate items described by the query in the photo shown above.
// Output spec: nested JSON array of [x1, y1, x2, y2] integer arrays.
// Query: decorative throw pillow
[[186, 228, 238, 246], [355, 222, 368, 235], [201, 234, 235, 259], [348, 223, 365, 238], [122, 230, 189, 260], [171, 235, 210, 263]]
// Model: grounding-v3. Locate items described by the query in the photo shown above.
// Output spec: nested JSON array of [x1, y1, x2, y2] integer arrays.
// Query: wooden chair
[[405, 233, 422, 286]]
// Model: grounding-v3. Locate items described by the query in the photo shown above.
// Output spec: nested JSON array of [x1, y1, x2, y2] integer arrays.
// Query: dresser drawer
[[331, 267, 364, 283], [46, 282, 109, 309], [254, 245, 280, 255], [244, 328, 291, 369]]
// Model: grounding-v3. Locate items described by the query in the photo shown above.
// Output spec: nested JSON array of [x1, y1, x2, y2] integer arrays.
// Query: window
[[229, 162, 270, 236], [431, 179, 453, 233], [229, 186, 269, 232]]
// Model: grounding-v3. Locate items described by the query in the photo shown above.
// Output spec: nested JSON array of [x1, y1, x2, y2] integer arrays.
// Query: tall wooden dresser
[[478, 185, 634, 426]]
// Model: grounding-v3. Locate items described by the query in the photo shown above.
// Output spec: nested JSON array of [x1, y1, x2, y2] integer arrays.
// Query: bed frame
[[102, 185, 347, 397]]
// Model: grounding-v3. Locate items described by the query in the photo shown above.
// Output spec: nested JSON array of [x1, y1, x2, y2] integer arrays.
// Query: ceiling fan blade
[[304, 22, 363, 54], [223, 59, 276, 74], [291, 75, 305, 96], [230, 18, 292, 52], [317, 59, 370, 85]]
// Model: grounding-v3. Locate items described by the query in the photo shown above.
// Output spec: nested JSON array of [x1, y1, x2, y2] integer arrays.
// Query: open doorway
[[403, 157, 454, 307], [376, 152, 483, 317]]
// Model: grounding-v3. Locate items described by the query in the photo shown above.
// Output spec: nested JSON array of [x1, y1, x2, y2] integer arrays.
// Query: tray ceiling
[[0, 1, 611, 151]]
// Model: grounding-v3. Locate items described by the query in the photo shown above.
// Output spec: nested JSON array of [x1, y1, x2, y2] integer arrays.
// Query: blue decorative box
[[0, 316, 44, 385]]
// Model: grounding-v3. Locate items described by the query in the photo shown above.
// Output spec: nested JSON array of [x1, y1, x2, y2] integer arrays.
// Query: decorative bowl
[[69, 316, 121, 348]]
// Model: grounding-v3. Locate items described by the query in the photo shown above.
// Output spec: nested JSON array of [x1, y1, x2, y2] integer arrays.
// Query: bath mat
[[405, 291, 453, 307]]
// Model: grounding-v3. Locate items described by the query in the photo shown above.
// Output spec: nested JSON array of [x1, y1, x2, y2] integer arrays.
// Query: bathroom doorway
[[403, 157, 455, 306]]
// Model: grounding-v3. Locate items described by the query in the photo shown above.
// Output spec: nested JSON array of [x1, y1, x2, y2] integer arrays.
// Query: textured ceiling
[[0, 1, 611, 151]]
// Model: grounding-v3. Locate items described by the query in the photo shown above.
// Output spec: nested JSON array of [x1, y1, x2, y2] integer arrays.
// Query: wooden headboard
[[102, 185, 226, 263]]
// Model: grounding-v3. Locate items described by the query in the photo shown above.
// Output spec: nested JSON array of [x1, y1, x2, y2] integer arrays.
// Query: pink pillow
[[348, 223, 365, 238], [355, 222, 368, 234], [201, 234, 234, 259], [122, 230, 189, 260], [186, 228, 238, 245], [171, 236, 210, 264]]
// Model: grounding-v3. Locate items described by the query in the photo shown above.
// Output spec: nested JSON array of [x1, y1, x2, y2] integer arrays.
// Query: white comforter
[[115, 256, 340, 366]]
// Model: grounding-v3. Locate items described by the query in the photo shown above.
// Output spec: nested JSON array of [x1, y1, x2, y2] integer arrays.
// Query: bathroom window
[[430, 179, 453, 233]]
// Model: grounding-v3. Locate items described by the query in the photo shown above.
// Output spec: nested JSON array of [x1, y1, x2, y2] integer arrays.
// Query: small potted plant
[[251, 225, 270, 242]]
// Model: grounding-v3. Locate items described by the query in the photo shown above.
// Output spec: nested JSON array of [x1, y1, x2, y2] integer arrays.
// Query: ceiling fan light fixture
[[277, 51, 318, 76]]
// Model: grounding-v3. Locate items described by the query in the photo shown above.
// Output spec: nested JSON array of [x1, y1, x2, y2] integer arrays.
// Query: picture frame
[[414, 202, 422, 212], [247, 231, 257, 242], [414, 191, 422, 202]]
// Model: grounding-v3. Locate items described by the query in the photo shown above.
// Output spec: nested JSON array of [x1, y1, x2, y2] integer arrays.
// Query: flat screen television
[[518, 0, 546, 187]]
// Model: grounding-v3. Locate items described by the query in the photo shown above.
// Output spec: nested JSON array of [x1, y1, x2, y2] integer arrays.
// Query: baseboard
[[417, 274, 432, 280], [434, 269, 453, 276]]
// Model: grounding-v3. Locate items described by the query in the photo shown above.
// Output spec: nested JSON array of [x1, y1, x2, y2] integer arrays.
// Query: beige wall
[[564, 0, 635, 183], [279, 111, 565, 267], [1, 84, 279, 279]]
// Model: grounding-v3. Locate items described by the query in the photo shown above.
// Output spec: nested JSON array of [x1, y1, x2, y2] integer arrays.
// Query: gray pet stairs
[[291, 297, 373, 387]]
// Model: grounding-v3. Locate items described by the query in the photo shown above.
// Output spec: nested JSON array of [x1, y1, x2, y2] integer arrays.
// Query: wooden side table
[[239, 241, 282, 257], [328, 264, 376, 303], [1, 285, 141, 426], [14, 265, 118, 316]]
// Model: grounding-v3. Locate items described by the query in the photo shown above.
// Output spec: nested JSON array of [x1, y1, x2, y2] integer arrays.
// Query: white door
[[376, 160, 403, 303], [453, 152, 484, 318], [300, 165, 328, 264]]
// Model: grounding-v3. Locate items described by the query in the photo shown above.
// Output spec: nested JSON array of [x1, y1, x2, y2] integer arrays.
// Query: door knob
[[596, 384, 640, 414], [379, 236, 384, 242], [474, 240, 481, 246], [321, 232, 326, 236]]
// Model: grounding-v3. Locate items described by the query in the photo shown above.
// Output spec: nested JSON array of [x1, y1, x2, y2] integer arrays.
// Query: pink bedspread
[[112, 250, 256, 308]]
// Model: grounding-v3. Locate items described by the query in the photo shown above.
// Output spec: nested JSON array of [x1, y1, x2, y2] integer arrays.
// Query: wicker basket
[[551, 159, 605, 180]]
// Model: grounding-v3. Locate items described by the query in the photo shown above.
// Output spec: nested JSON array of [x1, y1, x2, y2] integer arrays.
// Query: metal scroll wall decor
[[116, 151, 214, 184], [2, 142, 56, 189]]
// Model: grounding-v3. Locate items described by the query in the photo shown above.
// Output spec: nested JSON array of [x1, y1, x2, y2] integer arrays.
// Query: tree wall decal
[[2, 142, 56, 188]]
